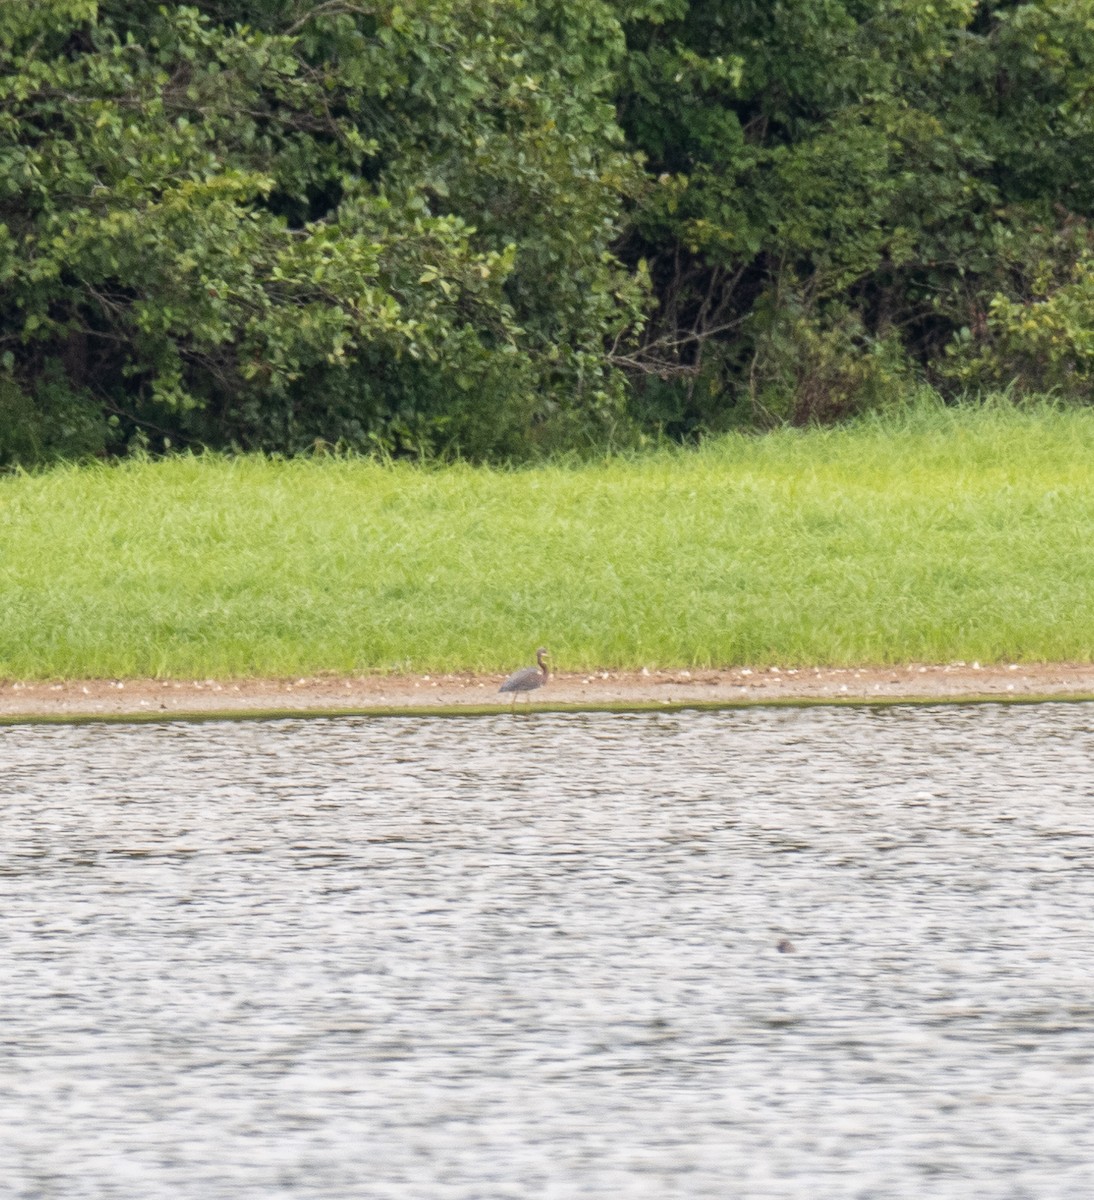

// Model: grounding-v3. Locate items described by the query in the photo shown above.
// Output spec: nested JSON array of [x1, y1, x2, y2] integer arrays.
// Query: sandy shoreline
[[3, 662, 1094, 721]]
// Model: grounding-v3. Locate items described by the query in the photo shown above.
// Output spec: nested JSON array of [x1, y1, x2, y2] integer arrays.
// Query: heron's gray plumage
[[499, 647, 549, 695]]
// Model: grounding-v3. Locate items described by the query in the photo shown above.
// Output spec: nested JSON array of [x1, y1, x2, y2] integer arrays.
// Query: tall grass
[[4, 400, 1094, 678]]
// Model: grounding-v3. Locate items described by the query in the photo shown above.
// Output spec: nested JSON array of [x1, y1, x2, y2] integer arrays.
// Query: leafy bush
[[614, 0, 1094, 422], [4, 1, 1094, 462], [0, 0, 642, 462], [941, 219, 1094, 400], [0, 367, 107, 467], [744, 299, 918, 426]]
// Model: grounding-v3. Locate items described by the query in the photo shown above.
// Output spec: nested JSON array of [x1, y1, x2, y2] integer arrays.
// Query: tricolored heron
[[499, 647, 549, 710]]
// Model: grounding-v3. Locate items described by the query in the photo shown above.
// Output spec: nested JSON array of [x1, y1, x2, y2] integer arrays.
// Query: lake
[[3, 704, 1094, 1198]]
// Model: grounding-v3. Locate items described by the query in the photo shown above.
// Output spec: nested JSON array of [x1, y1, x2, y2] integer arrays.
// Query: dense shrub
[[0, 0, 641, 461], [615, 0, 1094, 428], [2, 1, 1094, 462]]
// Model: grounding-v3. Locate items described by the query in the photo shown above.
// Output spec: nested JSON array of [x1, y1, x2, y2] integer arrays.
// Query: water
[[3, 704, 1094, 1199]]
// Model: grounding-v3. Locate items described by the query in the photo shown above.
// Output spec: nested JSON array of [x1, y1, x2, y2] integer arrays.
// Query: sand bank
[[3, 662, 1094, 722]]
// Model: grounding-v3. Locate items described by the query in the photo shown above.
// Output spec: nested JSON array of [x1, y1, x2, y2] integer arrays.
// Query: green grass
[[4, 399, 1094, 678]]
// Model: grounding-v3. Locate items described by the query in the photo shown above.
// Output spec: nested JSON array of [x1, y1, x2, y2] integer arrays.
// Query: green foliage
[[744, 298, 919, 426], [0, 0, 98, 43], [0, 367, 107, 467], [943, 224, 1094, 399], [0, 0, 642, 462], [4, 0, 1094, 461], [615, 0, 1094, 429]]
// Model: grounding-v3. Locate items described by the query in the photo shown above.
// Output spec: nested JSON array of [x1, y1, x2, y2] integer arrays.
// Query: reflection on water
[[3, 705, 1094, 1198]]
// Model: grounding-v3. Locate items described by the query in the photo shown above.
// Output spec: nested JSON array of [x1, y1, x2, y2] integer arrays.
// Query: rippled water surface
[[4, 704, 1094, 1198]]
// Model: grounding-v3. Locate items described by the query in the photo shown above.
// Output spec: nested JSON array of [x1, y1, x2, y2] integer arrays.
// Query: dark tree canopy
[[2, 1, 1093, 463], [616, 0, 1094, 431]]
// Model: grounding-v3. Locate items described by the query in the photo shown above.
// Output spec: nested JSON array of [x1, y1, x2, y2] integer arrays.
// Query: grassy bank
[[3, 401, 1094, 679]]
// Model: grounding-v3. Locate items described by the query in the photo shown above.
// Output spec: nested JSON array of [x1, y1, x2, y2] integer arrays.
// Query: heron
[[499, 647, 549, 710]]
